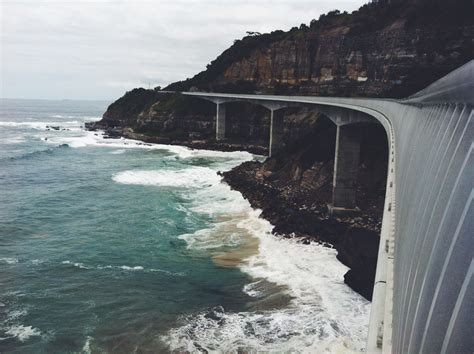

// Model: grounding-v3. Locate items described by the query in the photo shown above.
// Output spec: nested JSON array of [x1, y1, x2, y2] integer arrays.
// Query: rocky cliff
[[91, 0, 473, 142], [90, 0, 474, 145], [167, 0, 473, 97]]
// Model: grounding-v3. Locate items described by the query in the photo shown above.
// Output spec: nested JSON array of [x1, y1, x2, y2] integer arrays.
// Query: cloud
[[1, 0, 365, 100]]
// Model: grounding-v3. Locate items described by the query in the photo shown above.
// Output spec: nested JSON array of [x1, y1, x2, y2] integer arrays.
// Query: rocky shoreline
[[86, 121, 383, 300], [85, 123, 268, 156], [220, 159, 382, 301]]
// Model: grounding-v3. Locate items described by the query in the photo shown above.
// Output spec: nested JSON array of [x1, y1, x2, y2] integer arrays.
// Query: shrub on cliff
[[102, 88, 161, 125]]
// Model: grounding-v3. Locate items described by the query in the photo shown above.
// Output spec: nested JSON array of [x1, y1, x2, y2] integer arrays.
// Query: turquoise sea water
[[0, 99, 370, 353]]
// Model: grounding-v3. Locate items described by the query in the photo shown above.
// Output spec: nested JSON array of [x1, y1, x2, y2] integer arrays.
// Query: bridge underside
[[202, 97, 379, 212]]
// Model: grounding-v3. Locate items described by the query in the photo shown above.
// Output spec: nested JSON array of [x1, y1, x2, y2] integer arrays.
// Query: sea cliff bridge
[[180, 60, 473, 353]]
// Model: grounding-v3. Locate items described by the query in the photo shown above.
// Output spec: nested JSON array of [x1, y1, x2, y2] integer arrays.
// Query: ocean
[[0, 98, 370, 353]]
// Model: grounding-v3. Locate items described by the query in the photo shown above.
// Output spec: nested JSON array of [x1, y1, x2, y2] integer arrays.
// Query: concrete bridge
[[182, 60, 474, 353]]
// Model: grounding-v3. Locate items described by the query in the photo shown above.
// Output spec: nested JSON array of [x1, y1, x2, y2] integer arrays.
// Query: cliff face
[[94, 0, 473, 140], [168, 0, 473, 98], [215, 23, 471, 97]]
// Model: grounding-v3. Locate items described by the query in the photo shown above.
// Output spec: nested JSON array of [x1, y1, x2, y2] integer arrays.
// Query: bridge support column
[[269, 109, 284, 157], [216, 103, 226, 141], [330, 125, 361, 212]]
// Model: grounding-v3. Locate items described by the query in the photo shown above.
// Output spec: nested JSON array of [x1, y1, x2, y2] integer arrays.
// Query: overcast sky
[[1, 0, 365, 100]]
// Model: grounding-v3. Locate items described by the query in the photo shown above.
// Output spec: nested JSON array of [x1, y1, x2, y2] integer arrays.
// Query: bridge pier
[[269, 108, 285, 157], [216, 103, 226, 141], [330, 125, 361, 213]]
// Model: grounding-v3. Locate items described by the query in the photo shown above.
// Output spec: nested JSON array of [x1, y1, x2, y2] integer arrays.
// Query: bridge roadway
[[181, 60, 474, 353]]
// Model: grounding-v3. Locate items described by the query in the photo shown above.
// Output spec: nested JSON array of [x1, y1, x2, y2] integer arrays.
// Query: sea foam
[[5, 325, 41, 342], [0, 120, 80, 129], [160, 156, 371, 352], [61, 260, 90, 269], [1, 136, 26, 145], [44, 128, 254, 163], [119, 265, 144, 271], [104, 128, 369, 352], [164, 236, 370, 352], [112, 166, 221, 189]]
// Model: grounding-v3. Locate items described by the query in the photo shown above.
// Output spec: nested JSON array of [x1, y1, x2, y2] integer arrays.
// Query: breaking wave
[[112, 167, 220, 189], [4, 325, 41, 342], [0, 258, 19, 264], [117, 154, 372, 352], [6, 144, 70, 161], [43, 129, 254, 163], [0, 120, 79, 129], [1, 309, 41, 343], [61, 261, 184, 276], [109, 143, 370, 352], [163, 237, 370, 352]]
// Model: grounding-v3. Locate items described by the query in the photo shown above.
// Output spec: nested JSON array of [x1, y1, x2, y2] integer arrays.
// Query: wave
[[1, 306, 41, 343], [112, 167, 220, 189], [177, 174, 268, 255], [43, 131, 159, 149], [1, 136, 25, 145], [243, 280, 267, 298], [0, 121, 52, 129], [119, 265, 144, 271], [6, 144, 69, 161], [61, 260, 90, 269], [82, 336, 93, 354], [0, 257, 18, 264], [44, 130, 254, 164], [6, 309, 27, 321], [158, 155, 370, 352], [96, 265, 147, 271], [149, 268, 185, 276], [4, 325, 41, 342], [31, 259, 45, 265], [163, 303, 365, 352], [163, 238, 370, 352], [109, 149, 126, 154], [113, 158, 264, 260], [61, 261, 184, 276], [51, 114, 100, 121], [164, 144, 254, 162], [0, 120, 80, 129]]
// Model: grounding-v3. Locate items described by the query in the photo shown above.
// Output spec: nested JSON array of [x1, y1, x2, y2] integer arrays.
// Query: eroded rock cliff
[[92, 0, 472, 143], [92, 0, 473, 144], [168, 0, 473, 97]]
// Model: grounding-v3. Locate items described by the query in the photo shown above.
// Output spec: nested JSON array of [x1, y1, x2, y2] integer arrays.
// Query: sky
[[1, 0, 366, 100]]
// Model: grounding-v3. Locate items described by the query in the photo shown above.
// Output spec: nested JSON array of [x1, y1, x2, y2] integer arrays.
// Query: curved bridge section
[[182, 60, 474, 353]]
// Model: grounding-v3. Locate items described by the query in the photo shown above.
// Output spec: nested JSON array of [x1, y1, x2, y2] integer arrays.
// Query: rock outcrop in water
[[86, 0, 474, 300]]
